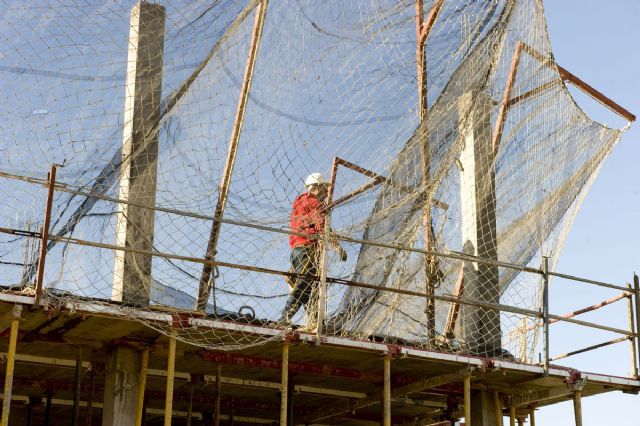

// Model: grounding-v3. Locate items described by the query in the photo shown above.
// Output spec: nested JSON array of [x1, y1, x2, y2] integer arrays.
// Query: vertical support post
[[383, 355, 391, 426], [316, 158, 340, 336], [529, 407, 536, 426], [72, 347, 82, 426], [103, 347, 141, 426], [458, 91, 500, 356], [463, 375, 471, 426], [85, 368, 95, 426], [316, 221, 330, 336], [509, 404, 516, 426], [186, 380, 194, 426], [196, 0, 270, 312], [164, 333, 177, 426], [626, 283, 638, 378], [135, 348, 149, 426], [573, 390, 582, 426], [1, 307, 21, 426], [34, 164, 57, 308], [493, 391, 502, 426], [44, 391, 52, 426], [542, 257, 550, 373], [280, 342, 289, 426], [634, 274, 640, 375], [416, 0, 444, 342], [113, 1, 166, 306], [287, 379, 294, 426], [214, 365, 221, 426]]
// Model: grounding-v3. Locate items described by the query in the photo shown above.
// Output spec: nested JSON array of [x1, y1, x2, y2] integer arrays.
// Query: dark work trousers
[[280, 245, 319, 323]]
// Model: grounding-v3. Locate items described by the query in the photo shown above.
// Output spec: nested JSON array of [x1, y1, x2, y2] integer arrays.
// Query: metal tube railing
[[0, 167, 638, 375]]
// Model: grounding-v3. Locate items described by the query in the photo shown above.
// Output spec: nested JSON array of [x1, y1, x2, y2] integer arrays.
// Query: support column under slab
[[471, 390, 499, 426], [102, 347, 142, 426]]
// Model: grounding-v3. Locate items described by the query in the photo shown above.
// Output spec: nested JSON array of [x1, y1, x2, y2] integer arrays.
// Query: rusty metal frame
[[196, 0, 269, 312], [548, 336, 630, 362], [493, 40, 636, 158], [34, 164, 57, 309], [416, 0, 445, 342]]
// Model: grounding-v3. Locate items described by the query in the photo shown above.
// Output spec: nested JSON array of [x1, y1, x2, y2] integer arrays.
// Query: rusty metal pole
[[626, 283, 638, 378], [542, 256, 550, 373], [34, 164, 57, 308], [416, 0, 444, 342], [196, 0, 270, 312], [316, 158, 340, 336]]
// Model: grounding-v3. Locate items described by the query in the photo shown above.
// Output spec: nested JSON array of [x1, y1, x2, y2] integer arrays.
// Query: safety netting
[[0, 0, 629, 358]]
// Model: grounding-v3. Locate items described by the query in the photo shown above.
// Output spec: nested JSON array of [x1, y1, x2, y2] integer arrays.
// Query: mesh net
[[0, 0, 629, 358]]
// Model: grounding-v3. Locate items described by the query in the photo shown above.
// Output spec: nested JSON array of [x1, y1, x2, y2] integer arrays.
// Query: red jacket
[[289, 193, 326, 248]]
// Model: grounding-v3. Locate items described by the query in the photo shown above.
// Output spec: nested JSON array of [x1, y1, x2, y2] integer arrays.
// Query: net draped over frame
[[0, 0, 626, 358]]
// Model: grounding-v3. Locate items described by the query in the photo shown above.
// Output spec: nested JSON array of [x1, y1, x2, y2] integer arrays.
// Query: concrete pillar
[[113, 2, 166, 306], [102, 347, 142, 426], [470, 389, 499, 426], [457, 91, 501, 356], [458, 91, 501, 426]]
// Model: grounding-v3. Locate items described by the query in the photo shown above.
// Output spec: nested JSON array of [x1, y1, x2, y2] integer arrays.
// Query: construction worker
[[279, 172, 347, 327]]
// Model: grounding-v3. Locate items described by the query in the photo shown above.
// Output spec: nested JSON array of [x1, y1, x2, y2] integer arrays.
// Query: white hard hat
[[304, 172, 329, 187]]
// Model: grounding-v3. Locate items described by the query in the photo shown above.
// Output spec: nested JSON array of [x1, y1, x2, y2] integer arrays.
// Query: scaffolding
[[0, 0, 638, 424]]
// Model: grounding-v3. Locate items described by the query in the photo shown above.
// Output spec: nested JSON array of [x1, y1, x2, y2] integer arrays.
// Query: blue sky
[[538, 1, 639, 424]]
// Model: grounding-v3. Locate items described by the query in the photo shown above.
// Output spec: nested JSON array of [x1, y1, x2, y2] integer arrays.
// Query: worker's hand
[[339, 247, 348, 262]]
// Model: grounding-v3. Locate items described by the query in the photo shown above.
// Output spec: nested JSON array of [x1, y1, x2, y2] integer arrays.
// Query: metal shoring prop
[[135, 348, 150, 426], [34, 164, 58, 308], [416, 0, 445, 344], [279, 342, 289, 426], [196, 0, 270, 312], [164, 332, 177, 426], [1, 305, 21, 426]]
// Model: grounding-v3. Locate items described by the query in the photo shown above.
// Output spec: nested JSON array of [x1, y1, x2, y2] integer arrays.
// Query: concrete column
[[102, 347, 142, 426], [113, 2, 166, 306], [458, 91, 500, 426], [457, 91, 501, 356], [470, 388, 499, 426]]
